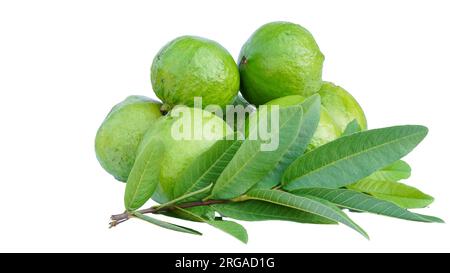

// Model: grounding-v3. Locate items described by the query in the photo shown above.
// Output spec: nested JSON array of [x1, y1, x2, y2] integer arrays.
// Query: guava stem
[[110, 211, 129, 221], [109, 199, 229, 228], [173, 199, 228, 210], [109, 211, 133, 228], [240, 56, 248, 65], [160, 103, 172, 115], [153, 184, 213, 212]]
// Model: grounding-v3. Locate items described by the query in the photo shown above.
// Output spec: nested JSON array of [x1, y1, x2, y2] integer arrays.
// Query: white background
[[1, 0, 449, 252]]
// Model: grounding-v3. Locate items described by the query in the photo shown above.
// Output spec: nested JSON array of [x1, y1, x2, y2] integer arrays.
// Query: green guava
[[137, 106, 233, 203], [319, 82, 367, 131], [238, 21, 325, 106], [151, 36, 240, 110], [95, 96, 163, 182], [265, 82, 367, 150]]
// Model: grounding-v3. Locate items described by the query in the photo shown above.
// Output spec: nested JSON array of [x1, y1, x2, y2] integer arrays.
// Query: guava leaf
[[173, 137, 242, 200], [413, 213, 445, 223], [292, 188, 442, 223], [347, 179, 434, 209], [205, 220, 248, 244], [212, 200, 336, 224], [364, 160, 411, 182], [176, 208, 248, 243], [133, 212, 202, 235], [282, 125, 428, 191], [341, 119, 361, 136], [246, 189, 368, 239], [124, 139, 164, 211], [253, 95, 321, 189], [210, 105, 304, 199]]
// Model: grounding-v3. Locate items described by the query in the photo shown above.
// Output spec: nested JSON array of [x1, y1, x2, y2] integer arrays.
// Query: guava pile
[[97, 22, 441, 242]]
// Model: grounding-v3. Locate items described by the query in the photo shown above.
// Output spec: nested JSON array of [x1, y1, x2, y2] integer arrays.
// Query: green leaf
[[342, 119, 361, 136], [413, 213, 445, 223], [246, 189, 369, 239], [206, 220, 248, 244], [124, 139, 164, 211], [176, 208, 248, 243], [293, 188, 442, 223], [347, 179, 434, 208], [212, 201, 336, 224], [365, 160, 411, 182], [173, 137, 242, 200], [254, 95, 321, 189], [133, 212, 202, 235], [210, 105, 304, 199], [282, 125, 428, 191]]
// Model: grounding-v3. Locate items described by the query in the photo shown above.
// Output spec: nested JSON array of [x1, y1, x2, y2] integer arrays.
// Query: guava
[[137, 106, 233, 203], [95, 96, 163, 182], [151, 36, 240, 110], [238, 21, 325, 106], [265, 82, 367, 150], [319, 82, 367, 131]]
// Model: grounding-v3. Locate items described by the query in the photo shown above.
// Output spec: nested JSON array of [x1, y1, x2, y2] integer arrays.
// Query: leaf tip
[[415, 124, 429, 137], [430, 216, 445, 224], [363, 232, 370, 240]]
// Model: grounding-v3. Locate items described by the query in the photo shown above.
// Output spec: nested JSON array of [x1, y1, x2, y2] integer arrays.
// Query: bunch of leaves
[[110, 95, 442, 243]]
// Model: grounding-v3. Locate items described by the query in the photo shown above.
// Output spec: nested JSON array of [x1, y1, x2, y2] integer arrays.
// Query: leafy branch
[[110, 198, 229, 228], [108, 98, 443, 243]]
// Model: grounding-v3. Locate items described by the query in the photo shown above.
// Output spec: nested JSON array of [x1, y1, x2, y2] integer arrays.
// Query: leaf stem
[[153, 184, 213, 212], [109, 199, 229, 228], [230, 195, 250, 202]]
